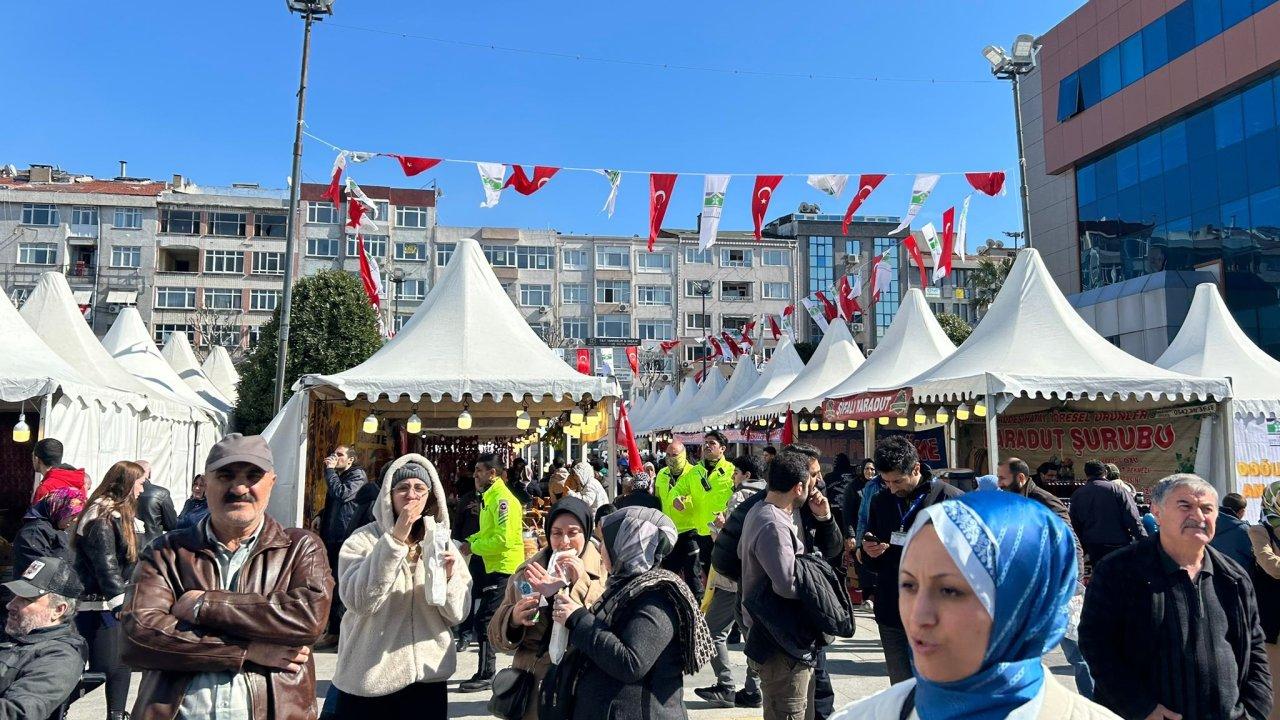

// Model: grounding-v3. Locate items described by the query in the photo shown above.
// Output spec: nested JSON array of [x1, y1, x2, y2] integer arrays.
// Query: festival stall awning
[[669, 366, 727, 431], [202, 346, 241, 405], [704, 358, 761, 422], [103, 308, 227, 423], [645, 377, 699, 434], [743, 319, 865, 420], [161, 332, 236, 415]]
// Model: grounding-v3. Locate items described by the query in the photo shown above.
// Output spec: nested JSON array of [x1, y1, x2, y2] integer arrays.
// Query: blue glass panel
[[1079, 60, 1102, 107], [1246, 131, 1280, 190], [1193, 0, 1223, 44], [1097, 192, 1119, 220], [1138, 134, 1164, 180], [1243, 81, 1276, 137], [1186, 108, 1218, 158], [1165, 165, 1193, 218], [1222, 0, 1252, 27], [1120, 34, 1145, 86], [1077, 162, 1098, 205], [1143, 18, 1170, 72], [1099, 47, 1122, 98], [1214, 95, 1245, 148], [1222, 196, 1251, 229], [1218, 142, 1250, 200], [1095, 154, 1119, 197], [1166, 2, 1197, 58], [1118, 185, 1143, 221], [1189, 155, 1221, 211], [1250, 185, 1280, 228], [1078, 201, 1101, 223], [1141, 176, 1167, 224], [1163, 122, 1190, 168], [1116, 145, 1140, 189], [1058, 73, 1081, 121]]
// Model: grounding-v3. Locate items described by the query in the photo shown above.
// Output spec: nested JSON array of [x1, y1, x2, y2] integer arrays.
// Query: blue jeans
[[1059, 637, 1094, 699]]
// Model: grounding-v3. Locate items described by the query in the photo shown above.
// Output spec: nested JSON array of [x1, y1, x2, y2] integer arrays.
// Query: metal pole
[[700, 285, 708, 379], [273, 10, 314, 413], [984, 374, 1000, 476], [1011, 72, 1033, 249]]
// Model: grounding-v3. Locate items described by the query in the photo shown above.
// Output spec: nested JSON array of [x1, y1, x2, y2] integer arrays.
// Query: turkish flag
[[626, 346, 639, 375], [389, 154, 442, 177], [659, 339, 680, 354], [842, 173, 887, 235], [935, 207, 956, 282], [648, 173, 678, 251], [766, 314, 782, 340], [616, 402, 645, 472], [346, 197, 366, 231], [722, 332, 745, 358], [751, 175, 783, 241], [576, 348, 592, 375], [903, 236, 929, 287], [708, 336, 725, 361], [504, 165, 560, 196], [780, 407, 796, 445], [838, 275, 861, 318], [355, 235, 381, 310], [965, 172, 1006, 197], [321, 152, 345, 208], [815, 291, 839, 322], [782, 304, 795, 318]]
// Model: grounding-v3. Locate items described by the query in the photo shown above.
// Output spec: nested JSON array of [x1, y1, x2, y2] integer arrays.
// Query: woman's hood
[[374, 453, 449, 534], [572, 462, 595, 487]]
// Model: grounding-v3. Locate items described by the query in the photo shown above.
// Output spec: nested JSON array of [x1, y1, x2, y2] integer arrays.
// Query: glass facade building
[[873, 238, 900, 337], [807, 235, 834, 336], [1077, 70, 1280, 355]]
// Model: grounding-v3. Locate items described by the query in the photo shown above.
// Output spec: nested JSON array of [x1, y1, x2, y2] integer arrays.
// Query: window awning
[[106, 290, 138, 305]]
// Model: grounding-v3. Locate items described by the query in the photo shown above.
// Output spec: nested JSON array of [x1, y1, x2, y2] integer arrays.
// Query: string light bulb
[[878, 416, 889, 426], [956, 403, 971, 421], [11, 413, 30, 443], [361, 413, 378, 434], [914, 407, 927, 425], [935, 406, 950, 424], [896, 416, 909, 427], [457, 409, 472, 430], [974, 399, 988, 417], [799, 420, 810, 432], [821, 421, 832, 431], [850, 419, 859, 428], [570, 407, 585, 425], [405, 413, 422, 435], [835, 421, 846, 431], [516, 410, 531, 431], [538, 416, 549, 428]]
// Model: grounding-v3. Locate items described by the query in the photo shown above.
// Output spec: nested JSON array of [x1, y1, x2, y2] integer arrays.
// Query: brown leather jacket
[[121, 515, 334, 720]]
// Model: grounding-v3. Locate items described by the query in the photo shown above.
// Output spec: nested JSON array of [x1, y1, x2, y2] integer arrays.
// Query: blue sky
[[5, 1, 1081, 251]]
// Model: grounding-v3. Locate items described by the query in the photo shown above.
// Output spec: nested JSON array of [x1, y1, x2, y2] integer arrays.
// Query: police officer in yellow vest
[[694, 429, 736, 566], [460, 453, 524, 693], [655, 439, 710, 595]]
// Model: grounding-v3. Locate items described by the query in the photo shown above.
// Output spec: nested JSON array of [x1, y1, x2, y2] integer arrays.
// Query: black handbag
[[488, 665, 540, 720]]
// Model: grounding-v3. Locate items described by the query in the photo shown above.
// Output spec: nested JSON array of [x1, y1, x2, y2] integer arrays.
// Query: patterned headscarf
[[600, 506, 677, 586], [902, 491, 1078, 720], [1262, 481, 1280, 528], [24, 486, 87, 527]]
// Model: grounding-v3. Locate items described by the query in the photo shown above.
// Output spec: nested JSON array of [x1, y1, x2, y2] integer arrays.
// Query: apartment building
[[898, 240, 1019, 326]]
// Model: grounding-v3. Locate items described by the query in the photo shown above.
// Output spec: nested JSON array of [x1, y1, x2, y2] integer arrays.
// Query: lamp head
[[285, 0, 334, 15], [982, 45, 1008, 72], [1011, 34, 1037, 64]]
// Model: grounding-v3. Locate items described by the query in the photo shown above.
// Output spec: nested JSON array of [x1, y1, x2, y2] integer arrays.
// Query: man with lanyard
[[860, 435, 962, 684], [692, 430, 736, 578], [461, 453, 524, 693], [654, 439, 709, 595]]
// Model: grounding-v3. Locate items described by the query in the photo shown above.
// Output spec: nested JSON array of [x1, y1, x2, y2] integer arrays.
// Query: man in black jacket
[[861, 435, 963, 684], [1069, 459, 1146, 565], [134, 460, 178, 544], [1080, 473, 1272, 720], [317, 445, 367, 646], [1, 556, 87, 720]]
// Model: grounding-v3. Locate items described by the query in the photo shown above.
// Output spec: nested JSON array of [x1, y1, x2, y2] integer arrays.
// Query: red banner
[[626, 346, 639, 375], [823, 388, 912, 421], [575, 348, 592, 375]]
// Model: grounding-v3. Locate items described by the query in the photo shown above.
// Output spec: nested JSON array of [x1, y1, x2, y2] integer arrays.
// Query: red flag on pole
[[387, 154, 442, 177], [321, 152, 345, 208], [659, 339, 680, 354], [782, 305, 795, 318], [766, 314, 782, 340], [708, 336, 725, 361], [780, 406, 796, 445], [902, 235, 929, 287], [503, 165, 560, 195], [648, 173, 678, 252], [722, 332, 745, 358], [842, 173, 887, 235], [964, 172, 1006, 197], [751, 175, 783, 241], [626, 346, 639, 375], [576, 349, 592, 375], [739, 319, 757, 349], [814, 291, 839, 322], [935, 207, 956, 283], [355, 235, 382, 310], [838, 275, 861, 318], [616, 401, 645, 472]]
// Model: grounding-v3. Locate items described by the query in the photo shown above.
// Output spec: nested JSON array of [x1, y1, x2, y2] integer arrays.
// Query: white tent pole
[[984, 373, 1000, 476], [606, 397, 619, 501], [295, 393, 312, 528], [1220, 387, 1239, 499]]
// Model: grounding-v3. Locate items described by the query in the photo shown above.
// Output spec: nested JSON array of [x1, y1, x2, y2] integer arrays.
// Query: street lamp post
[[273, 0, 335, 414], [983, 34, 1038, 250], [390, 267, 406, 332], [695, 280, 712, 379]]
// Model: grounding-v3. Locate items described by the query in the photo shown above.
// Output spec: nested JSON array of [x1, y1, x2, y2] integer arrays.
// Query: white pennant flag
[[597, 348, 615, 377], [807, 174, 849, 198], [957, 194, 971, 260], [890, 173, 941, 234], [347, 151, 377, 163], [698, 174, 731, 250], [477, 162, 507, 208], [920, 222, 943, 276], [596, 170, 622, 218]]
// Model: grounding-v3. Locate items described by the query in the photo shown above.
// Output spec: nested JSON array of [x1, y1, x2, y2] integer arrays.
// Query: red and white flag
[[902, 234, 929, 287], [503, 165, 560, 196], [721, 332, 745, 358], [842, 173, 887, 235], [616, 401, 645, 472], [871, 254, 894, 303], [387, 154, 442, 177], [345, 178, 380, 234], [751, 175, 783, 241], [766, 314, 782, 340], [965, 171, 1006, 197], [626, 346, 640, 375], [838, 275, 862, 318], [648, 173, 678, 252], [815, 291, 839, 323], [355, 234, 383, 310], [782, 304, 797, 338], [934, 207, 956, 283], [708, 336, 726, 362], [576, 348, 592, 375], [321, 151, 346, 208], [739, 318, 757, 349], [659, 339, 680, 354], [780, 406, 796, 445]]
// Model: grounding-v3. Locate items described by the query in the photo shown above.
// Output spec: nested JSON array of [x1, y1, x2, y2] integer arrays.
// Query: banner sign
[[823, 388, 912, 422], [881, 426, 949, 468], [1233, 415, 1280, 522]]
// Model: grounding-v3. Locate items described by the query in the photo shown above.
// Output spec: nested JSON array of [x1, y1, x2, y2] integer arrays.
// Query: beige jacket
[[831, 673, 1122, 720], [1249, 523, 1280, 580]]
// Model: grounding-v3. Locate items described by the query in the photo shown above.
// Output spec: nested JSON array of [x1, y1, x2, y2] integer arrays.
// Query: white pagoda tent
[[161, 332, 235, 415], [644, 377, 699, 434], [704, 339, 805, 427], [634, 383, 676, 434], [743, 319, 865, 420], [673, 359, 760, 432], [202, 346, 241, 404], [669, 366, 727, 430]]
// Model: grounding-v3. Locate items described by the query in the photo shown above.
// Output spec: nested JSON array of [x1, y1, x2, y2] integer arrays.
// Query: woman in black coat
[[546, 506, 713, 720], [12, 486, 85, 575], [72, 460, 146, 720]]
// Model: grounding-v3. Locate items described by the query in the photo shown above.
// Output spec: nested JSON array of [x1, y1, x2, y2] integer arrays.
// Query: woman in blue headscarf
[[833, 491, 1119, 719]]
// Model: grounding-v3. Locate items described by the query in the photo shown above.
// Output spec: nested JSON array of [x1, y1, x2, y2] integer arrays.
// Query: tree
[[935, 312, 973, 346], [237, 271, 384, 434], [793, 341, 820, 363], [971, 255, 1014, 312]]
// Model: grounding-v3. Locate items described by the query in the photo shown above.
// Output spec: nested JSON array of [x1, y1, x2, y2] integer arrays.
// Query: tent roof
[[675, 360, 760, 432], [1156, 283, 1280, 418], [102, 308, 225, 421], [629, 394, 649, 427], [161, 333, 235, 414], [302, 238, 618, 405], [746, 320, 865, 418], [700, 340, 805, 427], [900, 250, 1230, 403], [0, 282, 101, 405], [635, 384, 675, 433], [649, 377, 699, 432], [671, 366, 727, 429], [202, 346, 241, 403], [824, 289, 956, 402]]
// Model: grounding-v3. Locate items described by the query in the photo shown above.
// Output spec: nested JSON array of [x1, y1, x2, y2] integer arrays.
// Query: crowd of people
[[3, 430, 1279, 720]]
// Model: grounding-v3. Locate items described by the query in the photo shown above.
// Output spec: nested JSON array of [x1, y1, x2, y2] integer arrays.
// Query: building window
[[254, 213, 287, 238], [250, 289, 282, 311], [808, 235, 835, 334], [685, 313, 712, 331], [763, 282, 791, 300], [520, 283, 553, 307], [595, 246, 630, 269], [561, 317, 589, 340], [307, 202, 336, 224], [595, 280, 631, 304], [685, 345, 710, 362], [251, 251, 284, 276], [723, 315, 750, 333], [561, 283, 588, 304], [307, 237, 340, 258], [685, 279, 713, 298], [208, 212, 247, 237], [484, 244, 517, 267], [684, 247, 712, 264], [155, 287, 196, 310], [721, 281, 752, 301], [845, 239, 862, 259], [154, 324, 194, 346], [762, 249, 790, 266], [161, 209, 200, 235], [873, 240, 900, 336], [395, 205, 432, 228], [562, 248, 588, 270], [71, 207, 98, 226], [204, 325, 242, 348], [636, 285, 672, 306], [113, 207, 143, 229], [395, 242, 427, 261], [720, 248, 752, 267], [17, 243, 57, 265], [203, 250, 244, 275], [638, 319, 674, 340], [347, 235, 388, 259], [21, 204, 58, 226], [596, 314, 631, 338], [637, 251, 672, 273], [517, 246, 555, 269], [204, 288, 243, 310], [396, 279, 428, 300], [435, 243, 456, 266], [111, 246, 142, 269]]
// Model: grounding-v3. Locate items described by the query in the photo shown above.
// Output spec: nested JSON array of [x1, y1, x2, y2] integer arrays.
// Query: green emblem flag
[[698, 174, 731, 250]]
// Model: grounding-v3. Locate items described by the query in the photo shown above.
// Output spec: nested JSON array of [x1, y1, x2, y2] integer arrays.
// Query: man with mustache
[[1080, 474, 1272, 720], [122, 433, 335, 720], [0, 557, 86, 720]]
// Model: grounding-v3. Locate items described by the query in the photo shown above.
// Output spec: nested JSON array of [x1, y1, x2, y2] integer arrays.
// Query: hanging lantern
[[457, 410, 473, 430], [914, 407, 927, 425], [821, 421, 832, 431], [935, 406, 950, 424], [956, 403, 971, 421], [798, 420, 809, 432], [570, 407, 585, 425], [516, 411, 531, 431], [361, 413, 378, 434], [896, 416, 908, 427], [405, 413, 422, 435], [877, 416, 890, 426], [974, 399, 988, 417], [834, 421, 846, 431], [757, 418, 768, 427], [850, 419, 859, 429], [12, 413, 30, 443], [538, 416, 549, 428]]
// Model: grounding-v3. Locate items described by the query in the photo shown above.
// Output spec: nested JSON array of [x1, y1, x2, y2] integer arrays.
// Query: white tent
[[647, 377, 699, 433], [202, 346, 241, 404], [714, 339, 805, 425], [634, 383, 676, 434], [709, 359, 761, 419], [823, 289, 956, 401], [669, 367, 727, 430], [162, 333, 235, 415], [743, 320, 865, 420]]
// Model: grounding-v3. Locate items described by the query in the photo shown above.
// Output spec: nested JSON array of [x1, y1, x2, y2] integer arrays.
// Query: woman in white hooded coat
[[329, 453, 472, 717], [570, 461, 609, 512]]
